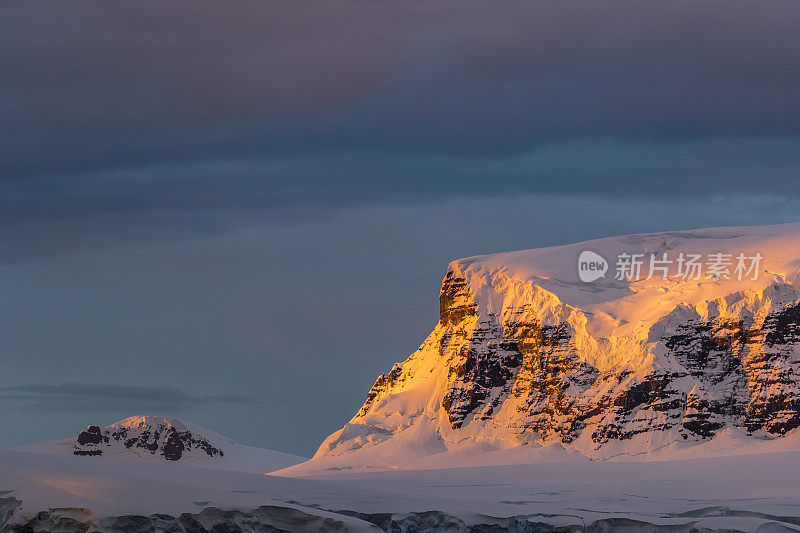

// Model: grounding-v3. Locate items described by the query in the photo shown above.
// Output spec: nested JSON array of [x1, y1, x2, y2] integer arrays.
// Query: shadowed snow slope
[[295, 222, 800, 473]]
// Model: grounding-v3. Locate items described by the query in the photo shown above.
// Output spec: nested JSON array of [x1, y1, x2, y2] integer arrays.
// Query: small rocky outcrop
[[73, 416, 224, 461]]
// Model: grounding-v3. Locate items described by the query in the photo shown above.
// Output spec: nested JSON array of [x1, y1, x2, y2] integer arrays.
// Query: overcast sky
[[1, 1, 799, 456]]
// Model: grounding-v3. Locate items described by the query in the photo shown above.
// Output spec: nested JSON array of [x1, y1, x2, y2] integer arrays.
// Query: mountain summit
[[74, 416, 224, 461], [313, 223, 800, 467]]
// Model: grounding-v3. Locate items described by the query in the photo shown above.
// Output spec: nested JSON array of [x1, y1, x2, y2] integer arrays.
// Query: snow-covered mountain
[[7, 222, 800, 532], [73, 416, 223, 460], [310, 222, 800, 468], [16, 415, 305, 472]]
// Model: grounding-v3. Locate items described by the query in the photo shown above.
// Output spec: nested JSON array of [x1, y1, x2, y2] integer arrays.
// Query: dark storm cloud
[[0, 383, 256, 413], [1, 0, 800, 258], [3, 0, 799, 163]]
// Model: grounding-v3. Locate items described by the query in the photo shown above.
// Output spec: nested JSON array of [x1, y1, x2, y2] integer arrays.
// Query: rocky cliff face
[[74, 416, 224, 461], [315, 223, 800, 462]]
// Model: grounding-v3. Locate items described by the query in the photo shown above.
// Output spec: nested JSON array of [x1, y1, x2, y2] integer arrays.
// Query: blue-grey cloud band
[[0, 383, 257, 413], [2, 1, 799, 244]]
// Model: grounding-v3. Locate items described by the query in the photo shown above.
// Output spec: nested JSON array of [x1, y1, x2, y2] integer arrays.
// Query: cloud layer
[[0, 383, 254, 413], [2, 1, 799, 261]]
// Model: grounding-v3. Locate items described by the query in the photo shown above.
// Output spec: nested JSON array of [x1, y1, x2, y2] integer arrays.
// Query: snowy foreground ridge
[[311, 222, 800, 467]]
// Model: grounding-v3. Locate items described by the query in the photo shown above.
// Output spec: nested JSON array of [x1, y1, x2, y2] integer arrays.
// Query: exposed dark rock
[[357, 365, 406, 418], [162, 429, 187, 461], [663, 320, 746, 384], [764, 302, 800, 348], [440, 269, 478, 326], [73, 417, 224, 461], [682, 393, 726, 438], [76, 426, 108, 446]]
